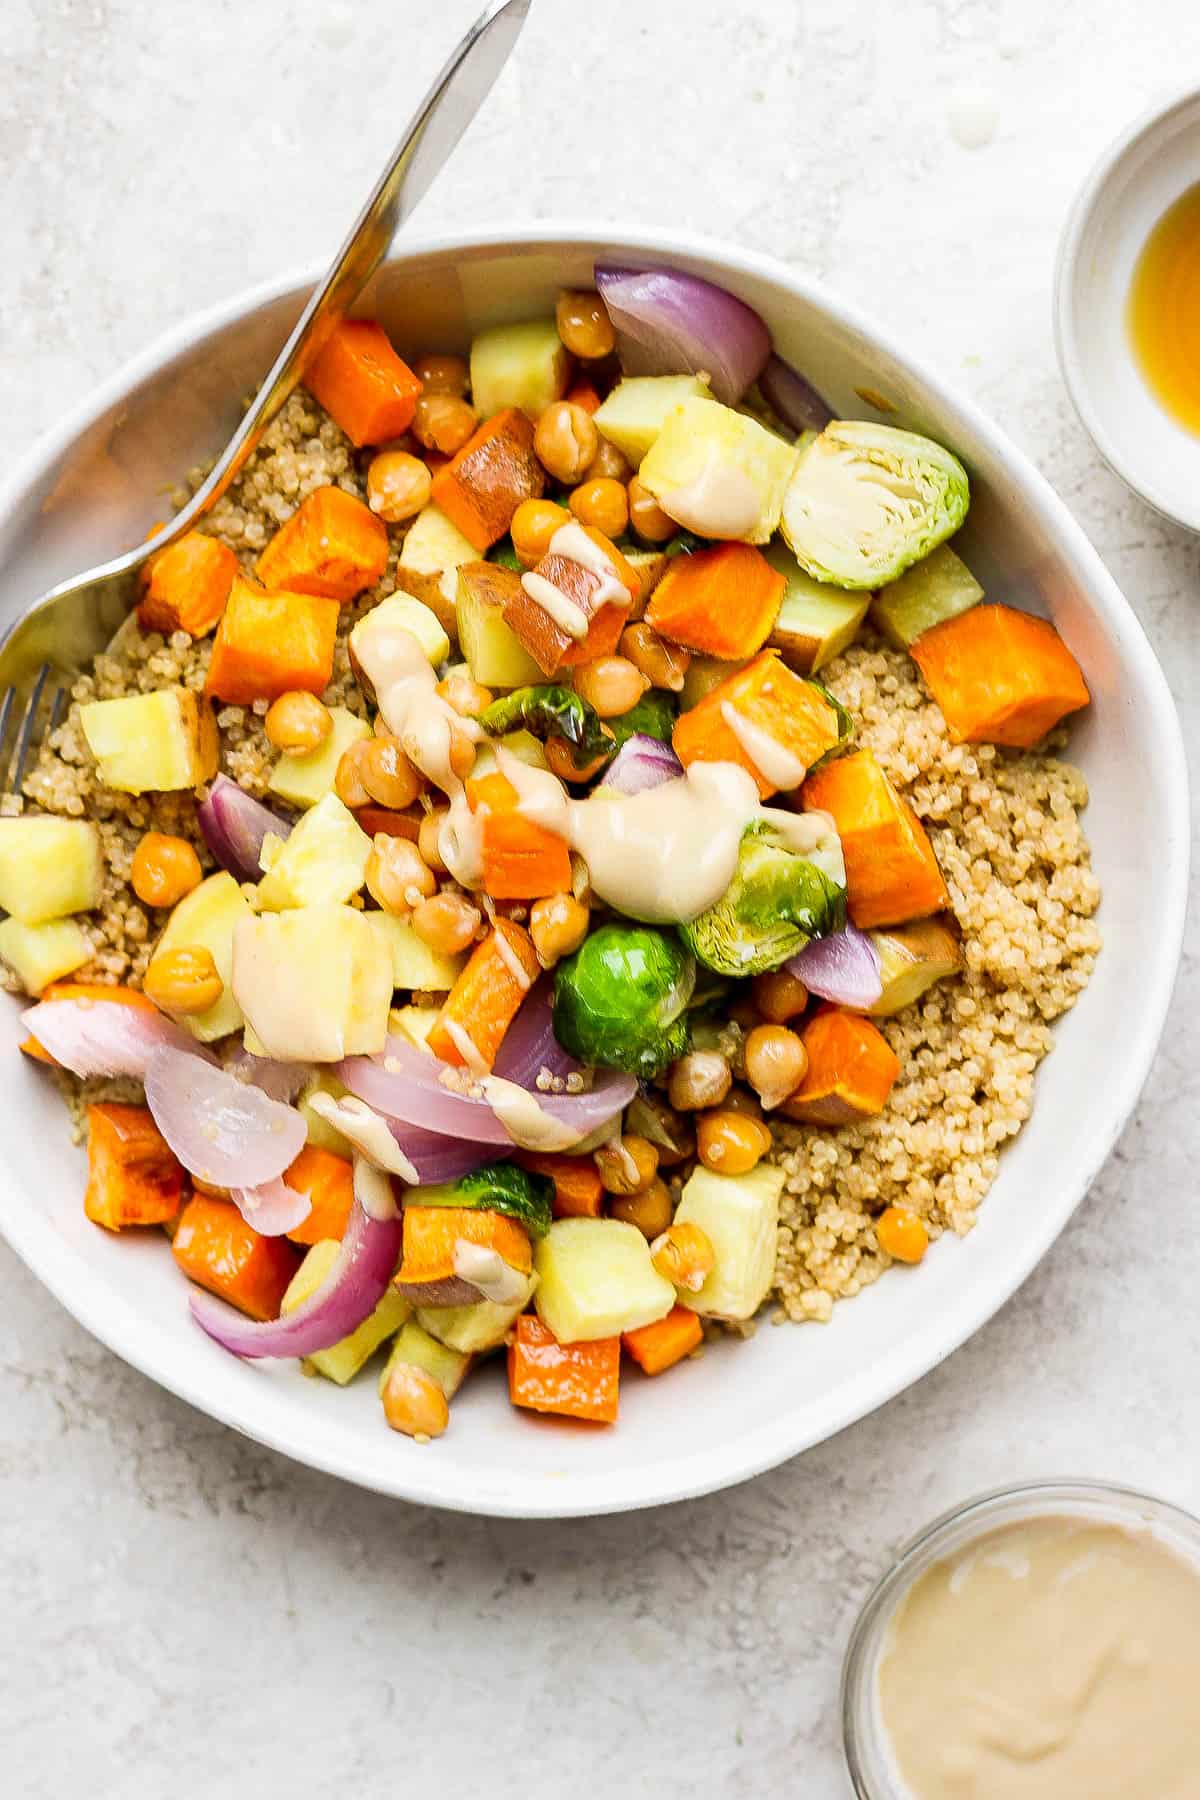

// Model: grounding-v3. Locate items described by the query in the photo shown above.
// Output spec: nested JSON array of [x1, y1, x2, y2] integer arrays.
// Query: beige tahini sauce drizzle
[[518, 520, 632, 640], [877, 1515, 1200, 1799], [479, 1074, 582, 1152], [659, 456, 760, 539], [719, 701, 808, 791]]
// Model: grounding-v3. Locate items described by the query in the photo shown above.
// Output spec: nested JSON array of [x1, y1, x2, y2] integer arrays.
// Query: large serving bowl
[[0, 227, 1187, 1517]]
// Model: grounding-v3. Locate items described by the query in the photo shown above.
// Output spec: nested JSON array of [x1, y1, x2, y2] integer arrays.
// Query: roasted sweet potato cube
[[303, 318, 422, 446], [430, 408, 545, 551], [673, 649, 846, 798], [394, 1206, 534, 1307], [508, 1314, 620, 1424], [84, 1102, 184, 1232], [206, 576, 340, 705], [802, 749, 949, 929], [172, 1195, 301, 1320], [137, 531, 238, 638], [501, 525, 639, 675], [910, 603, 1090, 748], [256, 485, 388, 603], [780, 1008, 900, 1125]]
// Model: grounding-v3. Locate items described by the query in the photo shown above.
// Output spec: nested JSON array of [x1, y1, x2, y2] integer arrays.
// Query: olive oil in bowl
[[1127, 181, 1200, 435]]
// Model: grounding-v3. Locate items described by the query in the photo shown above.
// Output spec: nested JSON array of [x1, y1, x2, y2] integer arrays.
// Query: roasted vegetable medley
[[4, 263, 1094, 1441]]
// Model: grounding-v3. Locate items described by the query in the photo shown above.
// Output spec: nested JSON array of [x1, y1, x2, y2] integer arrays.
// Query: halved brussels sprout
[[678, 821, 846, 977], [780, 421, 970, 590], [552, 923, 695, 1078]]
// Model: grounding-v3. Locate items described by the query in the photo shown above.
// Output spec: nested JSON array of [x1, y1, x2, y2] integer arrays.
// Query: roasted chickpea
[[366, 835, 437, 915], [411, 891, 481, 956], [130, 832, 203, 909], [696, 1110, 772, 1176], [545, 732, 614, 783], [265, 689, 333, 756], [580, 436, 632, 484], [876, 1205, 929, 1265], [418, 805, 449, 874], [572, 655, 649, 719], [568, 477, 629, 539], [413, 392, 477, 456], [751, 968, 809, 1025], [555, 289, 616, 360], [668, 1050, 732, 1112], [381, 1361, 450, 1439], [609, 1176, 673, 1240], [594, 1134, 659, 1197], [627, 476, 676, 543], [529, 892, 590, 967], [447, 728, 478, 781], [144, 945, 223, 1016], [412, 352, 469, 397], [650, 1222, 715, 1293], [366, 450, 432, 523], [534, 401, 599, 486], [436, 672, 493, 718], [334, 739, 373, 809], [511, 498, 570, 566], [743, 1024, 809, 1111], [361, 735, 421, 810], [619, 622, 690, 693]]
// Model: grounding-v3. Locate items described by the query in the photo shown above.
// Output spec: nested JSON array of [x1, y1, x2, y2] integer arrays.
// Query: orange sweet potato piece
[[646, 543, 785, 661], [283, 1145, 355, 1246], [780, 1007, 900, 1126], [501, 525, 640, 675], [137, 531, 238, 638], [508, 1314, 619, 1423], [565, 381, 602, 415], [673, 649, 844, 798], [426, 918, 540, 1071], [84, 1102, 184, 1232], [802, 749, 949, 928], [430, 408, 544, 551], [256, 485, 388, 603], [303, 318, 422, 446], [515, 1152, 604, 1219], [394, 1205, 533, 1306], [910, 603, 1090, 748], [205, 575, 339, 705], [172, 1194, 301, 1320], [623, 1305, 703, 1375], [467, 769, 572, 900], [21, 983, 157, 1064]]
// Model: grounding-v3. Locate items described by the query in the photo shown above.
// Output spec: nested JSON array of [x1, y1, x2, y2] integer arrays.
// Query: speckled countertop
[[3, 1, 1199, 1793]]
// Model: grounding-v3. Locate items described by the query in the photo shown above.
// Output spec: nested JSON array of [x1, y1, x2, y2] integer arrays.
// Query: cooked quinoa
[[8, 389, 1101, 1320]]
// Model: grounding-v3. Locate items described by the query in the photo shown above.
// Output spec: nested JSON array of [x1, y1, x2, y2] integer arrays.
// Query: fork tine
[[5, 663, 50, 799]]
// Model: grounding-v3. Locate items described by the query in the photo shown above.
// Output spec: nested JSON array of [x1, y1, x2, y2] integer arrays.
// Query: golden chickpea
[[144, 945, 223, 1016], [361, 735, 421, 810], [650, 1222, 716, 1293], [264, 689, 333, 755], [696, 1110, 773, 1176], [569, 477, 629, 539], [627, 476, 677, 543], [619, 622, 690, 693], [545, 733, 614, 783], [875, 1205, 929, 1265], [130, 833, 202, 909], [529, 892, 590, 967], [743, 1024, 809, 1111], [720, 1085, 765, 1124], [412, 352, 469, 396], [381, 1361, 449, 1439], [334, 739, 373, 809], [581, 436, 632, 484], [751, 968, 809, 1024], [609, 1176, 673, 1240], [594, 1134, 660, 1197], [411, 891, 481, 956], [436, 672, 493, 718], [448, 728, 478, 781], [555, 289, 616, 360], [366, 450, 432, 524], [413, 392, 477, 456], [534, 401, 599, 486], [511, 498, 570, 566], [366, 835, 437, 915], [418, 805, 448, 874], [572, 655, 649, 719], [668, 1050, 732, 1112]]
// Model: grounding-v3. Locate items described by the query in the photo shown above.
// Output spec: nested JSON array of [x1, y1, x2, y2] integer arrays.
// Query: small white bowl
[[1055, 84, 1200, 530]]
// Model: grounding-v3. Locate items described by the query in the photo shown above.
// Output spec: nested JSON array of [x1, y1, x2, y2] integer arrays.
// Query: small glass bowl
[[840, 1478, 1200, 1798]]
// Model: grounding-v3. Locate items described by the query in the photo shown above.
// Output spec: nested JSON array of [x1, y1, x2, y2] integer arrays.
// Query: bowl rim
[[1053, 80, 1200, 531], [0, 221, 1189, 1517]]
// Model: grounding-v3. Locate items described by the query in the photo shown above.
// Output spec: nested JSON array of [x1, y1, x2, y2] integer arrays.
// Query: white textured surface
[[3, 1, 1199, 1793]]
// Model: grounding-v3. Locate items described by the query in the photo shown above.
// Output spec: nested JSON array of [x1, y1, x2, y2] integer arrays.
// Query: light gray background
[[3, 2, 1199, 1794]]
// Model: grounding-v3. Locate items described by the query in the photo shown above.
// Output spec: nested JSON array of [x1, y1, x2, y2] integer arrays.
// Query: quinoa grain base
[[6, 391, 1101, 1320]]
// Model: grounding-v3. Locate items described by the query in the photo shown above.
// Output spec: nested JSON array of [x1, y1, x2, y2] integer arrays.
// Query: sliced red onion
[[599, 734, 683, 797], [786, 924, 882, 1009], [144, 1045, 307, 1187], [758, 354, 833, 436], [337, 1035, 636, 1147], [305, 1087, 491, 1186], [20, 996, 197, 1078], [197, 775, 291, 880], [188, 1165, 403, 1359], [594, 265, 770, 405], [391, 1123, 492, 1186], [492, 976, 580, 1089], [230, 1175, 312, 1237], [223, 1042, 312, 1105]]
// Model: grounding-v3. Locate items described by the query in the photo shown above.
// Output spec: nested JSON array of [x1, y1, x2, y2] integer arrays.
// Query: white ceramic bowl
[[1055, 84, 1200, 529], [0, 227, 1188, 1517]]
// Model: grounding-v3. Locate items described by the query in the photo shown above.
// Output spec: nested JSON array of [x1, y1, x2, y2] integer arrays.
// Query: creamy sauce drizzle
[[451, 1240, 529, 1304], [307, 1093, 417, 1185], [352, 1152, 402, 1221], [442, 1017, 487, 1075], [660, 455, 761, 539], [519, 571, 589, 639], [719, 700, 810, 790], [518, 521, 632, 640], [878, 1515, 1200, 1799], [480, 1074, 582, 1151], [492, 922, 534, 992]]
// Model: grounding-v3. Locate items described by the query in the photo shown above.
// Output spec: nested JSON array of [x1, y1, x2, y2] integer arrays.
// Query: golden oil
[[1127, 181, 1200, 435]]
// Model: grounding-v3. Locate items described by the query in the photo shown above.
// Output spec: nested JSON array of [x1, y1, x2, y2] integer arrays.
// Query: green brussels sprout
[[780, 421, 970, 590], [489, 540, 523, 571], [408, 1161, 554, 1237], [678, 821, 846, 977], [553, 923, 695, 1078], [607, 688, 678, 749], [478, 685, 613, 771]]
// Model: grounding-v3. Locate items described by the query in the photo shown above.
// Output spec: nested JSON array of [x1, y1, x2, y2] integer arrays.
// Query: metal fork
[[0, 0, 530, 799]]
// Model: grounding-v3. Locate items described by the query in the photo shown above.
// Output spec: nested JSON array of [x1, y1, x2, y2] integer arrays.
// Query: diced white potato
[[255, 793, 371, 911], [387, 1003, 441, 1052], [0, 915, 90, 994], [593, 374, 712, 467], [372, 914, 465, 994], [352, 593, 450, 671], [764, 541, 871, 673], [268, 706, 370, 811], [416, 1270, 538, 1354], [470, 318, 568, 421], [283, 1240, 410, 1384], [534, 1217, 675, 1343], [0, 816, 103, 925], [298, 1071, 353, 1155], [870, 543, 983, 648], [379, 1320, 471, 1399], [456, 564, 543, 688], [232, 904, 392, 1062], [153, 871, 251, 1041], [674, 1163, 785, 1321], [79, 687, 218, 792], [638, 398, 797, 545]]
